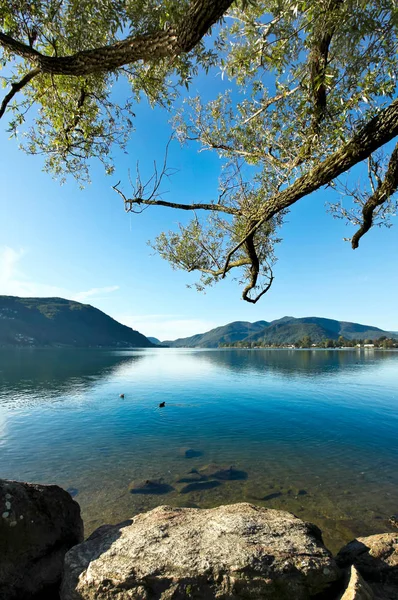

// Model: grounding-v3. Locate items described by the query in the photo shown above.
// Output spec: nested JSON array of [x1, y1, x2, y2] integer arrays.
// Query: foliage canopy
[[1, 0, 398, 301]]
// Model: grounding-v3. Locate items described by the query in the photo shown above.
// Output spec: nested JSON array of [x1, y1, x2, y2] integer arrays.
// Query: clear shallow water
[[0, 348, 397, 553]]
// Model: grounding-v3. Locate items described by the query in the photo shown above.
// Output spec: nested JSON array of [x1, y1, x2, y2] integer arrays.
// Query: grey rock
[[0, 478, 83, 600], [336, 533, 398, 584], [339, 566, 374, 599], [389, 515, 398, 529], [61, 502, 340, 600]]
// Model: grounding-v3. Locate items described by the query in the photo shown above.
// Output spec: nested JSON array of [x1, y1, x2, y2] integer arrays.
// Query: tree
[[301, 335, 312, 348], [2, 1, 398, 302], [0, 0, 233, 181]]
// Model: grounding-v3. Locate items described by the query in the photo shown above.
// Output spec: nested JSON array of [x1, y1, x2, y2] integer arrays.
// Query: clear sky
[[0, 68, 397, 340]]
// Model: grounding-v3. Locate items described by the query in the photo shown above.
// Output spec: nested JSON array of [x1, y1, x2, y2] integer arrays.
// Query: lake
[[0, 347, 397, 553]]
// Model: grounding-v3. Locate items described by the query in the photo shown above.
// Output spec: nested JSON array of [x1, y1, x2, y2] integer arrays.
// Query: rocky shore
[[1, 479, 397, 599]]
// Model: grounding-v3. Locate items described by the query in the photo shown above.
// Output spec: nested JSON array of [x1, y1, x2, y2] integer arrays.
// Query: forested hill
[[0, 296, 154, 348], [163, 316, 392, 347], [162, 321, 269, 348]]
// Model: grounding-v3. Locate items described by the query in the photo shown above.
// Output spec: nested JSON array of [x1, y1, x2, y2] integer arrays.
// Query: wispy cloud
[[0, 246, 25, 284], [0, 246, 119, 303], [73, 286, 120, 302]]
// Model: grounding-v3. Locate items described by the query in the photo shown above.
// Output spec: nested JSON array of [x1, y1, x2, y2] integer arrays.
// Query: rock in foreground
[[336, 534, 398, 599], [0, 478, 83, 600], [336, 534, 398, 583], [339, 566, 374, 599], [61, 502, 340, 600]]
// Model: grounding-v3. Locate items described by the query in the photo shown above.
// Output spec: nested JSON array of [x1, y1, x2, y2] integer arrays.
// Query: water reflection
[[0, 348, 397, 553], [0, 349, 144, 406], [189, 348, 396, 378]]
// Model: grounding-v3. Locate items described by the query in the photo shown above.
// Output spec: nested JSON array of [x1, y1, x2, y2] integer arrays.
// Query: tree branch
[[0, 67, 41, 119], [241, 86, 300, 125], [351, 142, 398, 249], [309, 0, 342, 131], [222, 97, 398, 276], [113, 181, 239, 216], [0, 0, 233, 76]]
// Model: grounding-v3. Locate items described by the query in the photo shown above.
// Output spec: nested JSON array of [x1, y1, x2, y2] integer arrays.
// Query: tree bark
[[351, 142, 398, 248], [0, 0, 233, 76], [223, 97, 398, 273]]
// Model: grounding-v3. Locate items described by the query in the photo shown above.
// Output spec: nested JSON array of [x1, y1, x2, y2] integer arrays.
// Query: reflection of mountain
[[0, 296, 154, 348], [0, 349, 145, 402], [190, 348, 391, 378], [164, 316, 392, 347]]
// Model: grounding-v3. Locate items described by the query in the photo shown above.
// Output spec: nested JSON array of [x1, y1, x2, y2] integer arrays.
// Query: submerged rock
[[263, 491, 283, 501], [128, 479, 174, 495], [61, 503, 340, 600], [175, 472, 204, 484], [179, 447, 203, 459], [199, 463, 248, 481], [0, 478, 83, 600], [179, 480, 221, 494]]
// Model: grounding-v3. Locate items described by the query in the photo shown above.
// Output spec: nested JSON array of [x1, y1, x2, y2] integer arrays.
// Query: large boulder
[[336, 534, 398, 584], [0, 479, 83, 600], [339, 566, 374, 600], [61, 502, 340, 600]]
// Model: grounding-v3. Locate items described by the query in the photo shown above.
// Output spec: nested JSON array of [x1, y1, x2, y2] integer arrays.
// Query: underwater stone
[[263, 492, 283, 501], [199, 464, 248, 481], [179, 480, 221, 494], [128, 479, 174, 495]]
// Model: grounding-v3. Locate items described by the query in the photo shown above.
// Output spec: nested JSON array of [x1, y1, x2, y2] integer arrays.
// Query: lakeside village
[[221, 336, 398, 349]]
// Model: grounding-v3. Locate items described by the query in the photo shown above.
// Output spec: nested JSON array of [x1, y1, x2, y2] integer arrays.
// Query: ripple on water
[[1, 348, 398, 553]]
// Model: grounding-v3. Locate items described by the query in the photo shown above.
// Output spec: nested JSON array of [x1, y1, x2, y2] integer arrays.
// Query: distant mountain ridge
[[162, 316, 393, 348], [162, 321, 269, 348], [0, 296, 154, 348]]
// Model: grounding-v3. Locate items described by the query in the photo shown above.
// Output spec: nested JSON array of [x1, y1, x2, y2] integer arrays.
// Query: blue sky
[[0, 69, 397, 340]]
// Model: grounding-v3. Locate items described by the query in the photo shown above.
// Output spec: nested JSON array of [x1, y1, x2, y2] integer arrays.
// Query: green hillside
[[248, 317, 388, 344], [164, 321, 269, 348], [0, 296, 154, 348], [163, 316, 392, 347]]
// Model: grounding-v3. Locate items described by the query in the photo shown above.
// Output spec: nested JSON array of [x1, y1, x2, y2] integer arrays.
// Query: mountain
[[247, 316, 388, 344], [0, 296, 154, 348], [163, 321, 269, 348], [163, 316, 392, 347], [147, 337, 161, 345]]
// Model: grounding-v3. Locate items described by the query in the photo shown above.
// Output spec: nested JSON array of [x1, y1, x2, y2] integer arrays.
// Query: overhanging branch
[[351, 142, 398, 249], [0, 0, 233, 76], [222, 97, 398, 276], [0, 67, 41, 119]]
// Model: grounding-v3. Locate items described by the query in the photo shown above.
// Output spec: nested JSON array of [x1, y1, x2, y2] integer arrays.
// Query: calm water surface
[[0, 348, 397, 553]]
